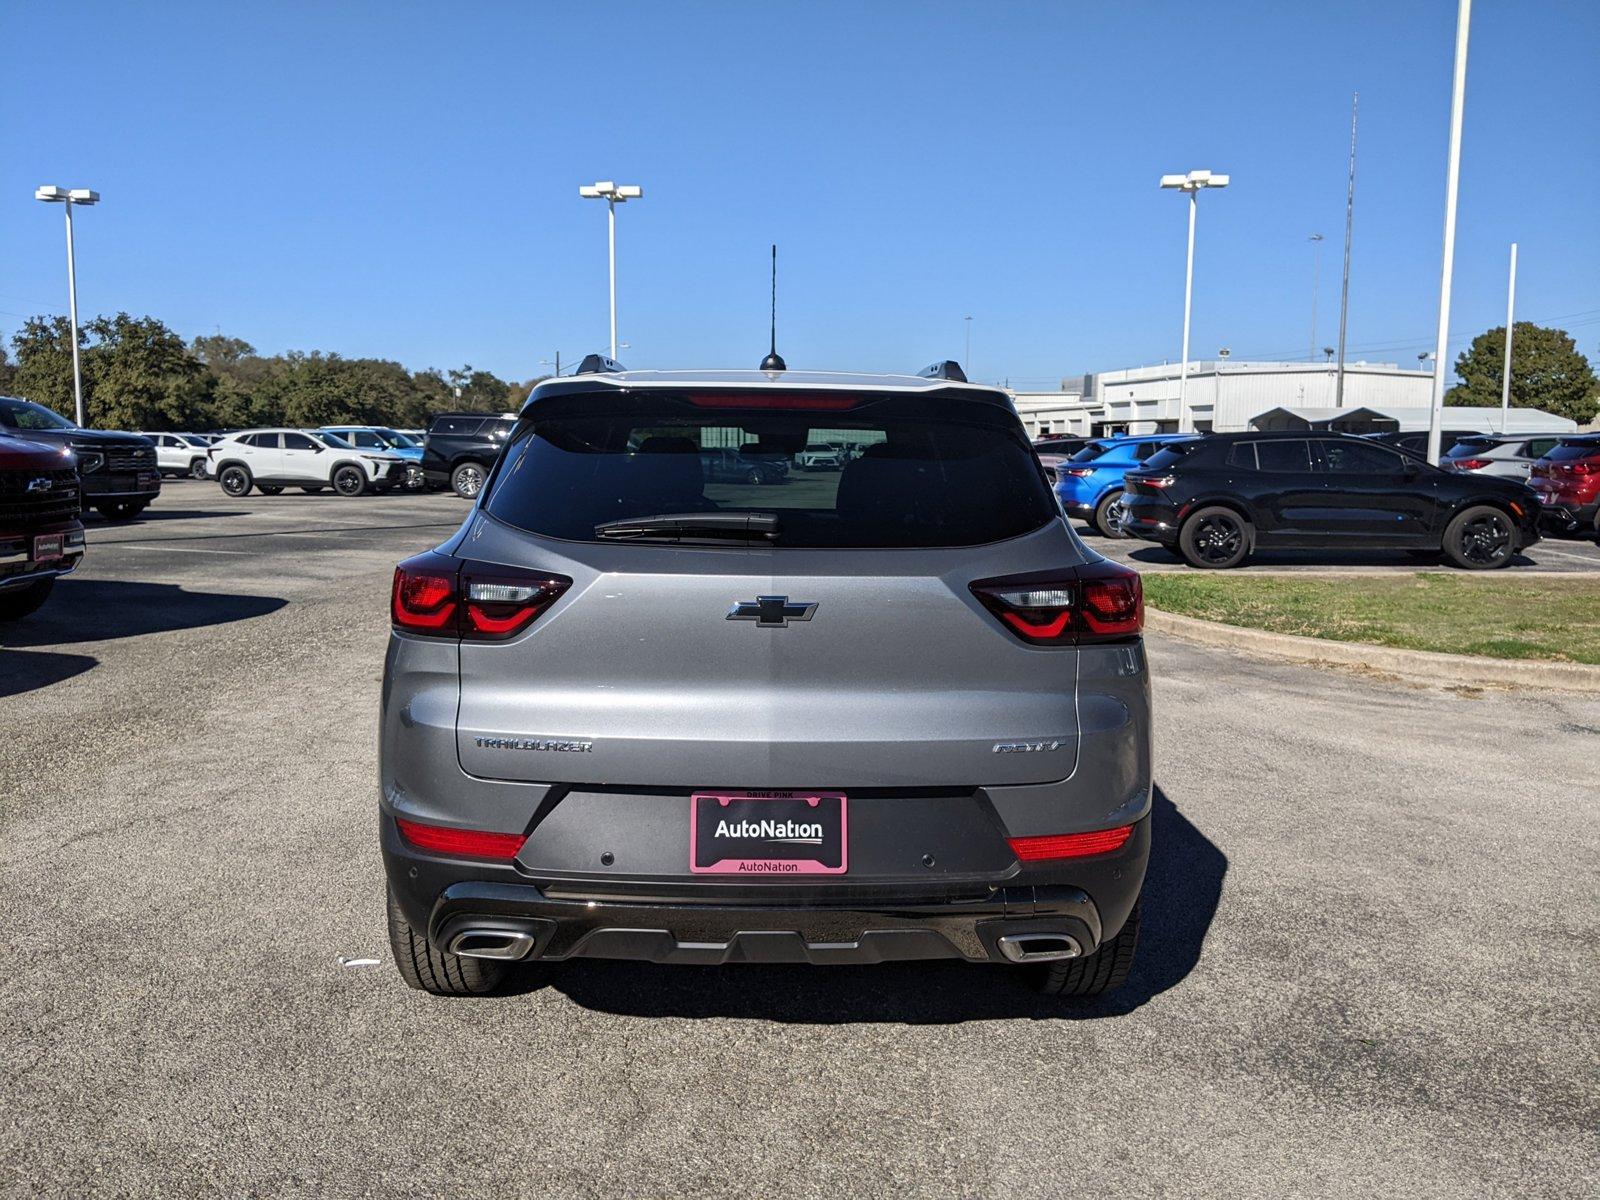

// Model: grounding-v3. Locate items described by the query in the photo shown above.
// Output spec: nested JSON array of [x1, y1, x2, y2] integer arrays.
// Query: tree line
[[0, 310, 1593, 431], [0, 313, 541, 432]]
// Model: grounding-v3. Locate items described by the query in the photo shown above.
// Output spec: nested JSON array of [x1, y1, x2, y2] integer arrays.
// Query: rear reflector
[[687, 392, 862, 411], [970, 560, 1143, 646], [1008, 825, 1134, 861], [395, 817, 527, 861]]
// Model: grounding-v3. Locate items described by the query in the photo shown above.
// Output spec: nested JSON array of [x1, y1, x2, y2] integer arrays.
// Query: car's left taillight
[[391, 551, 570, 640], [1446, 458, 1492, 471], [969, 560, 1143, 646]]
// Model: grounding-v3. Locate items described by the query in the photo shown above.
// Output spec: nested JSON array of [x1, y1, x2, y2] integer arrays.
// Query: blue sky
[[2, 1, 1596, 387]]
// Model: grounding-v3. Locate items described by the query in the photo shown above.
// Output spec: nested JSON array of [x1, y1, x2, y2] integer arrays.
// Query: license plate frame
[[32, 532, 64, 562], [689, 790, 848, 876]]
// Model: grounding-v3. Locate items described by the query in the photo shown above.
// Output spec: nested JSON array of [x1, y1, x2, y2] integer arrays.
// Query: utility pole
[[1308, 234, 1324, 362], [1334, 94, 1358, 408]]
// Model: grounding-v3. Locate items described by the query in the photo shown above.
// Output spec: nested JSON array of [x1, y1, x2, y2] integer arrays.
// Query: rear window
[[1231, 439, 1312, 472], [1068, 441, 1112, 463], [1546, 439, 1600, 462], [430, 416, 487, 435], [1142, 442, 1200, 471], [482, 392, 1056, 549]]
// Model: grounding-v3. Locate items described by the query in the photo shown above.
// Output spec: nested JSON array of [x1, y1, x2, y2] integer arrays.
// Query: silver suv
[[380, 366, 1152, 998]]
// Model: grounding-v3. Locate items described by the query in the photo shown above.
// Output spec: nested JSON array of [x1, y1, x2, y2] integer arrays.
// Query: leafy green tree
[[1445, 323, 1598, 424], [446, 365, 514, 413], [0, 345, 17, 396], [12, 313, 212, 429]]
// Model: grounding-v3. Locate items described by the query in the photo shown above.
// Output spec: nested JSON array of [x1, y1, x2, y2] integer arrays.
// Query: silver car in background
[[380, 365, 1152, 1000], [1442, 433, 1565, 480]]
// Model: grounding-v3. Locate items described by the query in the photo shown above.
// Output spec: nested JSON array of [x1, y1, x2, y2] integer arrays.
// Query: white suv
[[207, 429, 407, 497], [139, 432, 212, 478]]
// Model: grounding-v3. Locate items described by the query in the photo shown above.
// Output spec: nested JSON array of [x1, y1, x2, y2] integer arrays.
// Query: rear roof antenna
[[759, 244, 787, 372]]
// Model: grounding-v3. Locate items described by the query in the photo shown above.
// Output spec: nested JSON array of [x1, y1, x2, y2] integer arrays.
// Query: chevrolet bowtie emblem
[[26, 477, 53, 493], [726, 595, 818, 627]]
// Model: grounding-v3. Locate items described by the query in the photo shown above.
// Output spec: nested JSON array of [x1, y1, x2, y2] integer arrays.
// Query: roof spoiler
[[917, 360, 968, 383], [575, 353, 626, 375]]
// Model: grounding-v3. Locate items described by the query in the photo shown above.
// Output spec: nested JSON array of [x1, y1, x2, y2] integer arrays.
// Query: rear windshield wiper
[[594, 512, 779, 542]]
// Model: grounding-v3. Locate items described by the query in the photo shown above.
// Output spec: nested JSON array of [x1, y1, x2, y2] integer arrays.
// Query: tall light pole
[[964, 315, 973, 374], [1159, 170, 1229, 428], [1500, 242, 1517, 433], [1426, 0, 1472, 465], [34, 185, 99, 427], [1307, 234, 1325, 362], [1335, 93, 1358, 408], [579, 181, 643, 359]]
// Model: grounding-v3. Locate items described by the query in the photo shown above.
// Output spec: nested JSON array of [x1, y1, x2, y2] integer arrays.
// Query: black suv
[[1121, 431, 1541, 569], [421, 412, 516, 499], [0, 397, 161, 520]]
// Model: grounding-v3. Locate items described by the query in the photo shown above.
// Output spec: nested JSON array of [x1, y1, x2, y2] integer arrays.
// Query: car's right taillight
[[969, 560, 1143, 646], [1063, 467, 1095, 478], [1446, 458, 1492, 471], [391, 551, 570, 640]]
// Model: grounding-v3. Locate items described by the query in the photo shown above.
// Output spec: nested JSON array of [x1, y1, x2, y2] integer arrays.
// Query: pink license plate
[[689, 791, 847, 875], [32, 533, 64, 562]]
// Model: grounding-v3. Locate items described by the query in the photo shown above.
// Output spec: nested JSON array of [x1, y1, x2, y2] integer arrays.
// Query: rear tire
[[0, 578, 54, 622], [219, 465, 252, 497], [257, 485, 284, 496], [332, 465, 367, 497], [188, 457, 208, 479], [1441, 505, 1516, 569], [1024, 901, 1140, 997], [1179, 506, 1251, 569], [386, 887, 505, 996], [451, 461, 486, 500], [1094, 490, 1128, 538]]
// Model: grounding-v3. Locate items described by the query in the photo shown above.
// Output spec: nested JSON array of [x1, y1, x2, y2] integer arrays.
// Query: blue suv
[[1056, 434, 1197, 537]]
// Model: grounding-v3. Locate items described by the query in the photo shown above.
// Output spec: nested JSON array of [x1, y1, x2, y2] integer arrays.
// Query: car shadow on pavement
[[0, 579, 287, 648], [83, 508, 248, 524], [532, 786, 1226, 1024], [0, 648, 98, 697]]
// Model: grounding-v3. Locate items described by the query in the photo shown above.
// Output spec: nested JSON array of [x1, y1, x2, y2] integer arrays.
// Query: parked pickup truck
[[0, 433, 86, 621], [0, 396, 160, 520]]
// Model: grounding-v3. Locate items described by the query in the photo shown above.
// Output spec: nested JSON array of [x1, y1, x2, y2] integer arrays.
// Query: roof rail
[[917, 360, 968, 383], [575, 353, 626, 375]]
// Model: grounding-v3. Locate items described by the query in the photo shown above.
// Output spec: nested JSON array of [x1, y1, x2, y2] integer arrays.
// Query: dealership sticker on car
[[32, 533, 64, 562], [690, 791, 847, 875]]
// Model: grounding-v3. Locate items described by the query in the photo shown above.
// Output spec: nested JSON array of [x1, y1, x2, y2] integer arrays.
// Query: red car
[[1529, 435, 1600, 538], [0, 434, 86, 621]]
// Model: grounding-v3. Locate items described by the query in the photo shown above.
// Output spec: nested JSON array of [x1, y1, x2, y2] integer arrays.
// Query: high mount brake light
[[687, 392, 862, 411], [969, 560, 1143, 646], [395, 817, 527, 861], [391, 551, 571, 640], [1008, 825, 1134, 861]]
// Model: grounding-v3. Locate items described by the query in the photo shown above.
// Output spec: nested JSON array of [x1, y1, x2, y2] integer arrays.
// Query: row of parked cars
[[1034, 427, 1600, 569]]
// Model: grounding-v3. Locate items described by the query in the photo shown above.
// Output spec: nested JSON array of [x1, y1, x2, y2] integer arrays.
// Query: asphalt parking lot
[[3, 482, 1598, 1198]]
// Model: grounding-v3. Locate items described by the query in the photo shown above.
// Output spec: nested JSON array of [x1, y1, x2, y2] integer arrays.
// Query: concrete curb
[[1146, 608, 1600, 693]]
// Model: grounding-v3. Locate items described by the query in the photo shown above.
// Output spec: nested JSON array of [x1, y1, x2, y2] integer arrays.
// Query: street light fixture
[[34, 185, 99, 427], [579, 181, 643, 359], [1159, 170, 1229, 428]]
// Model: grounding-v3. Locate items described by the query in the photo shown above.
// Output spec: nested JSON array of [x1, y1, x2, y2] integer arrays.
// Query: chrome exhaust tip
[[997, 933, 1083, 963], [447, 929, 538, 962]]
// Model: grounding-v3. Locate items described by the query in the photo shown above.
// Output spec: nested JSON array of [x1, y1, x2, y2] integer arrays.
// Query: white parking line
[[103, 544, 252, 555], [1529, 544, 1600, 565]]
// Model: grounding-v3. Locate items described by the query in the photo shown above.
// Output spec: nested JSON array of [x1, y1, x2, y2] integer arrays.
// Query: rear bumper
[[1536, 497, 1600, 532], [382, 810, 1149, 965]]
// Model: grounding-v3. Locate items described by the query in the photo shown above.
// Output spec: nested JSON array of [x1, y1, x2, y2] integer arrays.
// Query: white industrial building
[[1007, 359, 1580, 438]]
